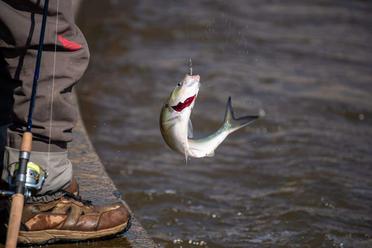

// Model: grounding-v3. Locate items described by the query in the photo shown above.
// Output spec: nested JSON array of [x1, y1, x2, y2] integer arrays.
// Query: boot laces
[[61, 191, 92, 206]]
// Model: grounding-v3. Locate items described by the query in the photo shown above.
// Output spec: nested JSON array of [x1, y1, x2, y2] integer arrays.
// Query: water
[[77, 0, 372, 247]]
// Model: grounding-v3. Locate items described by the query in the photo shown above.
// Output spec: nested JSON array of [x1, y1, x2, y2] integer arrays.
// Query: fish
[[160, 74, 259, 159]]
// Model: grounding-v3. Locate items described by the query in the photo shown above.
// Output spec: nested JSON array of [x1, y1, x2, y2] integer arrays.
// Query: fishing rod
[[5, 0, 49, 247]]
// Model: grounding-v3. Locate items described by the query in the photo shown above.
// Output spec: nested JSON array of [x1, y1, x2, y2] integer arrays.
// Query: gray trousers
[[0, 0, 89, 200]]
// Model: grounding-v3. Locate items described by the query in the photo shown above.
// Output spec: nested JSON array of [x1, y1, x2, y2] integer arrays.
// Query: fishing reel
[[1, 162, 48, 197]]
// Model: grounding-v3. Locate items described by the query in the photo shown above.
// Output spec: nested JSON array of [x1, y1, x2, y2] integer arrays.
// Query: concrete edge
[[70, 92, 157, 247]]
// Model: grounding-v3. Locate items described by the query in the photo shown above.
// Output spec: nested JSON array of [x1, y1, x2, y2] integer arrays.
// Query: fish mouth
[[171, 95, 196, 112]]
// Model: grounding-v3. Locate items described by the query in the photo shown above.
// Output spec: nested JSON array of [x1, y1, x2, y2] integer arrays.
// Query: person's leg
[[0, 0, 130, 244], [0, 124, 6, 179], [0, 53, 14, 177], [0, 0, 86, 195]]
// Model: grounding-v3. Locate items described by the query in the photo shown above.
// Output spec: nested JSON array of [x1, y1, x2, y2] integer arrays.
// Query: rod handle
[[5, 193, 25, 248], [21, 132, 32, 152]]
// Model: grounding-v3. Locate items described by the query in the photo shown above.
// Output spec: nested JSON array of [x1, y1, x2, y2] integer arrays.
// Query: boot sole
[[18, 220, 130, 245]]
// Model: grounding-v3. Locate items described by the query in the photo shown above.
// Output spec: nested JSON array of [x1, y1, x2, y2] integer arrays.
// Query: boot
[[18, 192, 131, 244], [0, 175, 131, 244], [1, 146, 131, 244]]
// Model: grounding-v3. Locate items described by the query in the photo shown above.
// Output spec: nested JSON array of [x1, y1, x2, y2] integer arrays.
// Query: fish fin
[[224, 97, 259, 133], [206, 150, 215, 157], [188, 120, 194, 138]]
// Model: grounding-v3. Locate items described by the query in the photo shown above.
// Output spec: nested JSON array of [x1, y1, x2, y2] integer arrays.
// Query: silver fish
[[160, 74, 259, 159]]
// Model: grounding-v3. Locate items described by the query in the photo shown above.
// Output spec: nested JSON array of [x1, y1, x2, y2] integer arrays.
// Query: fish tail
[[224, 97, 259, 133]]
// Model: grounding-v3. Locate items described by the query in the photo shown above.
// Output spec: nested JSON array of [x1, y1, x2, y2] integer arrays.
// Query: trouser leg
[[2, 147, 72, 202], [0, 0, 90, 148], [0, 125, 6, 175], [0, 0, 90, 197], [0, 3, 132, 241]]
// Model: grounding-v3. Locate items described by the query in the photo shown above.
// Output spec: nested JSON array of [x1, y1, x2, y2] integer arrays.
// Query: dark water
[[77, 1, 372, 247]]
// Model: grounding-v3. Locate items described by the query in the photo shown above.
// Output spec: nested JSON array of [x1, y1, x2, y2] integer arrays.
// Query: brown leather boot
[[17, 192, 131, 244]]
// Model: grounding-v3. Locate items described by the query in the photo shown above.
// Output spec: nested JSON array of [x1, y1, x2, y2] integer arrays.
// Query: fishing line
[[189, 58, 193, 76]]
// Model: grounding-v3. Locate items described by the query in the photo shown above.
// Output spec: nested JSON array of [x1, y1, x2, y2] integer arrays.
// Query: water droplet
[[165, 189, 176, 194], [200, 240, 207, 245], [173, 238, 182, 244], [259, 109, 266, 117], [171, 207, 178, 212]]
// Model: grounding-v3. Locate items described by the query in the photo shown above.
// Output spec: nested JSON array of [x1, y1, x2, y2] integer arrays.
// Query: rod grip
[[5, 193, 25, 248], [21, 132, 32, 152]]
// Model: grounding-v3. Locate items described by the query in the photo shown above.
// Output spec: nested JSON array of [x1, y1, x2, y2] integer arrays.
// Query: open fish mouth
[[186, 81, 198, 88], [171, 95, 196, 112]]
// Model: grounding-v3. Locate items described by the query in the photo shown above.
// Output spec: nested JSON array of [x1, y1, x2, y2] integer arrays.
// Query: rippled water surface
[[77, 1, 372, 247]]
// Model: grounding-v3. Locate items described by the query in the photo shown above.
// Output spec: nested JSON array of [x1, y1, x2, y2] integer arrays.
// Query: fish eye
[[177, 82, 183, 87]]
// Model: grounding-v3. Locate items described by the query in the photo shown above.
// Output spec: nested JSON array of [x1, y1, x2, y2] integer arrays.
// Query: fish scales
[[160, 74, 259, 159]]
